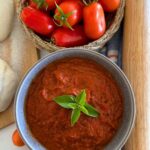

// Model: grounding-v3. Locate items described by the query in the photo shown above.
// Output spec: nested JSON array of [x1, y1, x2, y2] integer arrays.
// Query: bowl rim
[[14, 48, 136, 150]]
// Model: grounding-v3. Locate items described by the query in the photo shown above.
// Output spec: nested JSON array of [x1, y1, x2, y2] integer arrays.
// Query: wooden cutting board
[[0, 16, 38, 129], [123, 0, 150, 149]]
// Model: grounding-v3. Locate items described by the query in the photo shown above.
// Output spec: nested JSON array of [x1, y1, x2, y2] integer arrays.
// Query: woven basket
[[16, 0, 125, 52]]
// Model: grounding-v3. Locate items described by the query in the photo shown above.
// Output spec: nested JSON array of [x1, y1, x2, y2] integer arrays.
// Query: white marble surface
[[0, 124, 28, 150]]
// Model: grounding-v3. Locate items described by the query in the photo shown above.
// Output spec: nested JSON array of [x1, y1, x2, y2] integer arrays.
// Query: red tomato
[[29, 0, 37, 8], [12, 129, 24, 147], [51, 26, 89, 47], [83, 2, 106, 40], [54, 1, 83, 29], [21, 6, 56, 35], [99, 0, 120, 12], [29, 0, 61, 10]]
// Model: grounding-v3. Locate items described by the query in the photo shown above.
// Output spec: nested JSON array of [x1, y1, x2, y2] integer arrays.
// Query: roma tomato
[[54, 1, 83, 29], [21, 6, 56, 35], [99, 0, 120, 12], [29, 0, 62, 10], [83, 2, 106, 40], [51, 26, 89, 47]]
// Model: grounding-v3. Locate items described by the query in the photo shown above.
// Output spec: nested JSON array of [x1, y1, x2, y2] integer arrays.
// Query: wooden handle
[[123, 0, 150, 149]]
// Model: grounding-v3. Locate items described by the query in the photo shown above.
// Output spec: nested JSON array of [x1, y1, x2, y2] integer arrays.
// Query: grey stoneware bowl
[[15, 48, 136, 150]]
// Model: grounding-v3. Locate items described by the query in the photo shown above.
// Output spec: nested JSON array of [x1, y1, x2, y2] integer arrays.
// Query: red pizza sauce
[[26, 57, 123, 150]]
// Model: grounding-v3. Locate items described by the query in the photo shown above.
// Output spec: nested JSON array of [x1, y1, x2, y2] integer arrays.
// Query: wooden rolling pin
[[123, 0, 150, 149]]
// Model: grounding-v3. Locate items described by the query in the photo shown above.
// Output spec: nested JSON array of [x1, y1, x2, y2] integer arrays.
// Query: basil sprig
[[53, 90, 100, 126]]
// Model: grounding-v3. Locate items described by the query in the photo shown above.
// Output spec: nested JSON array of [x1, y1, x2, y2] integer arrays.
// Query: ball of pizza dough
[[0, 59, 18, 112]]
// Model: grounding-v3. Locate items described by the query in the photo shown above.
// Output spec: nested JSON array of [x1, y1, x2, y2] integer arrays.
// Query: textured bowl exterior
[[15, 49, 136, 150], [16, 0, 125, 52]]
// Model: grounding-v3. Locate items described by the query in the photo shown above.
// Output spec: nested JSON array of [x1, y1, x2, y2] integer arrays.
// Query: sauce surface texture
[[26, 57, 123, 150]]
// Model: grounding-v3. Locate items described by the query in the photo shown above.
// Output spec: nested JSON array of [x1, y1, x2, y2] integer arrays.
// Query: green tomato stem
[[54, 2, 74, 30]]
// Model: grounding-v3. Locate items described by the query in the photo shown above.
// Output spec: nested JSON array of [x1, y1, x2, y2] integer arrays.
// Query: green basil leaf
[[53, 95, 75, 109], [71, 108, 81, 126], [80, 105, 89, 115], [84, 103, 100, 117], [76, 89, 86, 105], [67, 103, 78, 109]]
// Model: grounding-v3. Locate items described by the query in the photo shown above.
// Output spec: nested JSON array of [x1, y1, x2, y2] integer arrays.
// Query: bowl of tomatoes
[[17, 0, 125, 52]]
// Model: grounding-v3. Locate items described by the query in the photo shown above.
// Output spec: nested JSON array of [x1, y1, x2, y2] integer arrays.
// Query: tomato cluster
[[21, 0, 120, 47]]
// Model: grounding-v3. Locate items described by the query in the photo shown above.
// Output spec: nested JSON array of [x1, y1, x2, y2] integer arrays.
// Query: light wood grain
[[123, 0, 150, 149], [0, 17, 38, 129]]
